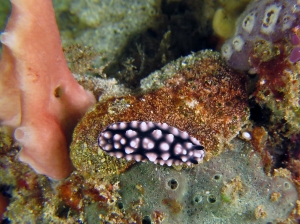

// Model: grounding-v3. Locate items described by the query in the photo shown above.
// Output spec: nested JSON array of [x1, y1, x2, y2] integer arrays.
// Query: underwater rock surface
[[70, 50, 249, 181], [119, 138, 298, 223], [220, 0, 300, 138], [1, 0, 300, 222]]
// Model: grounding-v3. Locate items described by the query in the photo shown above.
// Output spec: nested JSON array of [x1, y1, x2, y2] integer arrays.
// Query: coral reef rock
[[51, 0, 223, 84], [70, 50, 249, 181], [53, 0, 162, 67], [221, 0, 300, 136]]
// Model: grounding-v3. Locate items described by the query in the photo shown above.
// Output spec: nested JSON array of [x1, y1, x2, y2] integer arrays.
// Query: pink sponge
[[0, 0, 96, 179]]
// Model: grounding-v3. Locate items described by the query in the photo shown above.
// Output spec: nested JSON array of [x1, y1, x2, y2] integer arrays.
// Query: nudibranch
[[98, 121, 205, 166]]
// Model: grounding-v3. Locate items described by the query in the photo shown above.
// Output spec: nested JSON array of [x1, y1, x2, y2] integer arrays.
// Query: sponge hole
[[192, 195, 203, 205], [142, 215, 151, 224], [284, 182, 290, 190], [167, 178, 178, 190], [213, 174, 222, 181], [207, 195, 217, 204]]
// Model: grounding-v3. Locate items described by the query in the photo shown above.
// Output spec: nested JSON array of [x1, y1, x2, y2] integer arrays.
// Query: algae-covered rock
[[70, 50, 249, 181], [50, 0, 224, 85], [53, 0, 163, 67], [219, 0, 300, 136]]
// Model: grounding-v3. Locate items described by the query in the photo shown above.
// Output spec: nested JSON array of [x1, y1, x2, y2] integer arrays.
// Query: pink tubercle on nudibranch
[[291, 26, 300, 45], [290, 26, 300, 63], [289, 46, 300, 63], [291, 33, 300, 45], [98, 121, 205, 166]]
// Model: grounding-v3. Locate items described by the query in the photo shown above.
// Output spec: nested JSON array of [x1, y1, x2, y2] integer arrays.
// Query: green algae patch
[[221, 193, 231, 203]]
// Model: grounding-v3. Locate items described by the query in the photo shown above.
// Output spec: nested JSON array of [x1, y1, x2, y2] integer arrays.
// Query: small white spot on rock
[[260, 79, 266, 85], [241, 131, 252, 141]]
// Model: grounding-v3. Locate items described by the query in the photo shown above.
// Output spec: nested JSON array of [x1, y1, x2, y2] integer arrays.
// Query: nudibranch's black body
[[98, 121, 205, 166]]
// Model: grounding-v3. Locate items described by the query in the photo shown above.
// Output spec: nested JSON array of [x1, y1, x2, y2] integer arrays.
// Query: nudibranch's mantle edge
[[98, 121, 205, 166]]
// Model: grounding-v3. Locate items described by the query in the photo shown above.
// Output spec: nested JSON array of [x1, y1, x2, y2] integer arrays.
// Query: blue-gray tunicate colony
[[119, 139, 298, 223], [98, 121, 205, 166], [221, 0, 300, 70]]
